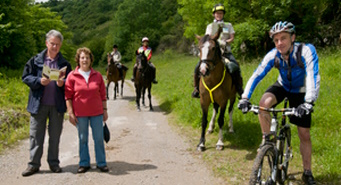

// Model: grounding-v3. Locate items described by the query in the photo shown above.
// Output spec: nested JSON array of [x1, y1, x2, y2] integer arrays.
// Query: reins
[[201, 67, 226, 103]]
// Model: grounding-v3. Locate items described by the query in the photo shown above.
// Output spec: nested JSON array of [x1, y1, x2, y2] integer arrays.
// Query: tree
[[0, 0, 72, 69], [178, 0, 336, 58]]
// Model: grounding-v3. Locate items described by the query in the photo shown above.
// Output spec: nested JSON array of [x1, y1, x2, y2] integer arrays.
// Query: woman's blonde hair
[[75, 47, 94, 67]]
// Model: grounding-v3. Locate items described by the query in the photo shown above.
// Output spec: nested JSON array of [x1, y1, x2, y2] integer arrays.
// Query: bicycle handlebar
[[249, 105, 296, 116]]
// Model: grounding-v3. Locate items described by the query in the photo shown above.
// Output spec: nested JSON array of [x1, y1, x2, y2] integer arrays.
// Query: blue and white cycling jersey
[[242, 42, 320, 103]]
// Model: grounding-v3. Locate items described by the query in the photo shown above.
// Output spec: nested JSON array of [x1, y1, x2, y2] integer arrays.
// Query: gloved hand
[[238, 98, 251, 114], [295, 102, 314, 118]]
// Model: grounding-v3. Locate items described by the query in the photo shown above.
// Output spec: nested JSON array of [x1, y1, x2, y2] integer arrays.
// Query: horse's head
[[107, 53, 113, 65], [196, 27, 222, 76], [135, 50, 148, 69]]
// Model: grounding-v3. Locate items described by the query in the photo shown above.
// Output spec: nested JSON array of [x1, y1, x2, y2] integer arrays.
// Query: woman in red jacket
[[65, 47, 109, 173]]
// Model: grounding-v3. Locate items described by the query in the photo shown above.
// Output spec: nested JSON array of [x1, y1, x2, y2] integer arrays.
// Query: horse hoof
[[197, 146, 205, 152], [216, 145, 224, 150], [206, 130, 213, 135], [150, 107, 154, 111], [229, 128, 234, 133]]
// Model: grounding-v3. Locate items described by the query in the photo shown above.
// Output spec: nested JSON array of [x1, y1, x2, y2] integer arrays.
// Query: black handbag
[[103, 122, 110, 143]]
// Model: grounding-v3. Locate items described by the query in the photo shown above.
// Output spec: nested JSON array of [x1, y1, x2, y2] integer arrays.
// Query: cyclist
[[192, 3, 243, 98], [238, 21, 320, 185], [131, 37, 158, 84]]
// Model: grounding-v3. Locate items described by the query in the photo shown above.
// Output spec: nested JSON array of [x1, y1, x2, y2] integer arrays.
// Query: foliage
[[0, 0, 73, 69], [178, 0, 341, 57], [106, 0, 183, 63]]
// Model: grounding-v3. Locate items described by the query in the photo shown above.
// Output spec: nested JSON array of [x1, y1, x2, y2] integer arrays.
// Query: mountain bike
[[248, 98, 296, 185]]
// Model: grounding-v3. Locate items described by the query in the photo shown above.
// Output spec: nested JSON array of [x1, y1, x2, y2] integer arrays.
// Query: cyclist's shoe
[[302, 170, 316, 185]]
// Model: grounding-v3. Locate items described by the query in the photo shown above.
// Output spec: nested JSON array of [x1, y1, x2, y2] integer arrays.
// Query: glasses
[[48, 42, 60, 47]]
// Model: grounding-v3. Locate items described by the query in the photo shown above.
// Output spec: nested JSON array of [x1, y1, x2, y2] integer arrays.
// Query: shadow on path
[[61, 161, 157, 176]]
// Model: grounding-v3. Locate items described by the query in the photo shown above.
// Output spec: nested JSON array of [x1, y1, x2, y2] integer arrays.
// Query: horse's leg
[[106, 81, 110, 100], [114, 82, 117, 100], [197, 107, 208, 152], [120, 79, 124, 96], [116, 81, 119, 94], [216, 105, 227, 150], [135, 85, 141, 111], [228, 98, 236, 133], [207, 103, 219, 134], [148, 86, 153, 111], [142, 86, 146, 106]]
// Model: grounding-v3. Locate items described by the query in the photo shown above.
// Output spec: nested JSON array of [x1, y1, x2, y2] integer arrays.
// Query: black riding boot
[[151, 67, 158, 84], [192, 62, 200, 98], [233, 70, 244, 98], [131, 65, 137, 82], [118, 67, 123, 79]]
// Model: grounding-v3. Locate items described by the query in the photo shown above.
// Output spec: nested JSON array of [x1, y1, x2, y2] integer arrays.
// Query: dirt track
[[0, 81, 223, 185]]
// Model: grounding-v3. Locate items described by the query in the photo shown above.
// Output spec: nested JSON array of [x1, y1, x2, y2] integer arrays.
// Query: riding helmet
[[269, 21, 295, 38], [142, 37, 149, 42], [212, 3, 225, 14]]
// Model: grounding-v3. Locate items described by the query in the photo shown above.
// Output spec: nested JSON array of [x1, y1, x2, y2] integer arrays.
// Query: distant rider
[[131, 37, 158, 84], [109, 44, 124, 79]]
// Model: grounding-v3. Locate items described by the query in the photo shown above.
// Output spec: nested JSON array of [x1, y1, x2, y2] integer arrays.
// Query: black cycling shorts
[[265, 81, 311, 128]]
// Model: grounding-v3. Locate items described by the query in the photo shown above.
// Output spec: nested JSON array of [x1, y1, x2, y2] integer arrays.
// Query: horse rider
[[107, 44, 124, 79], [131, 37, 158, 84], [192, 3, 243, 98]]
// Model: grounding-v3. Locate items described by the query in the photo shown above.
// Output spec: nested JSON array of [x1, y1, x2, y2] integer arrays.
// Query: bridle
[[199, 39, 222, 75]]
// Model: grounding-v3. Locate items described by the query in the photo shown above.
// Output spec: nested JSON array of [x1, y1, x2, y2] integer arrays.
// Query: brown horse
[[134, 51, 153, 111], [196, 28, 237, 151], [106, 53, 128, 100]]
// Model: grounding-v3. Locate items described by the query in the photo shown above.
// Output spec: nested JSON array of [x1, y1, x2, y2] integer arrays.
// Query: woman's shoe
[[97, 165, 109, 172], [77, 166, 90, 173]]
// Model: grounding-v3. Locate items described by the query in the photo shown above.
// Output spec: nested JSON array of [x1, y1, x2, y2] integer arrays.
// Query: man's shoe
[[22, 166, 39, 177], [97, 165, 109, 172], [50, 165, 62, 173], [77, 166, 91, 173], [152, 79, 158, 84], [191, 88, 200, 98], [302, 170, 316, 185]]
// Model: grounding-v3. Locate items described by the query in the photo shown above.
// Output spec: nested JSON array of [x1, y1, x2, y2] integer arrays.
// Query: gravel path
[[0, 81, 223, 185]]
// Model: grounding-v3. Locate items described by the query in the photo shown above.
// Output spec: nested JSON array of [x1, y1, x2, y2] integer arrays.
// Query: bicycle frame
[[249, 98, 296, 184]]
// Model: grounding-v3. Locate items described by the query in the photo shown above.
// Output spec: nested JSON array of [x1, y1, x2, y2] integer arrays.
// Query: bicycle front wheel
[[278, 126, 292, 184], [249, 144, 276, 185]]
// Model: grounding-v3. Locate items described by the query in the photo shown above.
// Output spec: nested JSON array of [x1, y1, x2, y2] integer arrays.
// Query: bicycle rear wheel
[[277, 126, 292, 184], [249, 144, 276, 185]]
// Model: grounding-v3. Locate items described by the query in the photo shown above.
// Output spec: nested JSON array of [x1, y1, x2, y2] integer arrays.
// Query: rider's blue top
[[242, 42, 320, 103]]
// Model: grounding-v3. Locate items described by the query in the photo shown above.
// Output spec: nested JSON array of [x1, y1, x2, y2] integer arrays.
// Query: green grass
[[150, 48, 341, 184], [0, 71, 30, 153]]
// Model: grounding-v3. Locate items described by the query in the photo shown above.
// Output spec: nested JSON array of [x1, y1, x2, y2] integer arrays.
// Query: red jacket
[[65, 67, 106, 117]]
